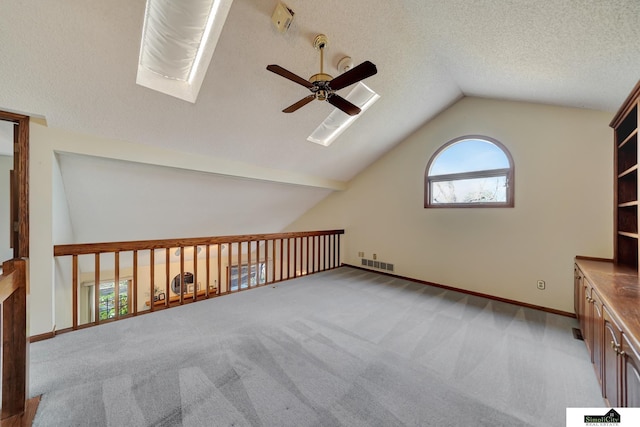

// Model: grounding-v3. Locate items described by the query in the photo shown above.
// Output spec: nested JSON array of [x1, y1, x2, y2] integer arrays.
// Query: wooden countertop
[[576, 257, 640, 350]]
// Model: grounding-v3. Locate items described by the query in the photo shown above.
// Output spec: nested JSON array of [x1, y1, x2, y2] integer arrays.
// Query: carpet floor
[[29, 266, 603, 426]]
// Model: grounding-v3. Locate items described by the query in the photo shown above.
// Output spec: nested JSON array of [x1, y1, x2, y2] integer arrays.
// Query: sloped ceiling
[[1, 0, 640, 243], [56, 153, 332, 243]]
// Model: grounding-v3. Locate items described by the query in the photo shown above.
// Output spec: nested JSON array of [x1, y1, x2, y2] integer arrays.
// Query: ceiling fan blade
[[329, 61, 377, 91], [267, 65, 314, 89], [283, 95, 315, 113], [327, 94, 361, 116]]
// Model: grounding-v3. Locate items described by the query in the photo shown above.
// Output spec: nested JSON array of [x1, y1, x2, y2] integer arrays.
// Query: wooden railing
[[53, 230, 344, 331], [0, 258, 28, 421]]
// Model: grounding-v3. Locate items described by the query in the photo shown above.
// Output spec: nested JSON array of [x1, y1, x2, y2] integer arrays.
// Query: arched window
[[425, 136, 514, 208]]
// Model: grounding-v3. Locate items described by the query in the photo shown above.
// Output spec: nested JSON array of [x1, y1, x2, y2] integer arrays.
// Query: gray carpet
[[29, 267, 603, 426]]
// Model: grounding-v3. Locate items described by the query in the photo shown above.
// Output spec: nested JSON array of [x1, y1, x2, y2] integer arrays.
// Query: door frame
[[0, 111, 29, 258]]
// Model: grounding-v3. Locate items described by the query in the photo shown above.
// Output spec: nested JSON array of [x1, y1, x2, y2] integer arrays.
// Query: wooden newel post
[[1, 258, 28, 420]]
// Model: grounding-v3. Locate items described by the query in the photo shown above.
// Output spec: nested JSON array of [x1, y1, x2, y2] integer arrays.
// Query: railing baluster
[[256, 240, 261, 285], [165, 248, 170, 308], [72, 255, 78, 330], [237, 242, 242, 292], [133, 250, 138, 315], [337, 234, 341, 268], [271, 240, 275, 283], [114, 251, 120, 319], [150, 250, 155, 312], [218, 244, 222, 295], [293, 238, 297, 278], [205, 245, 211, 298], [279, 239, 283, 282], [306, 236, 310, 275], [314, 236, 318, 273], [94, 254, 100, 324], [192, 246, 198, 302], [179, 247, 185, 305], [311, 236, 316, 273], [248, 240, 252, 288], [227, 242, 232, 293]]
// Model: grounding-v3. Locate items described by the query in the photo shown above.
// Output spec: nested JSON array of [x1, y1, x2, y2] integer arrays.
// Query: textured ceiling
[[1, 0, 640, 243]]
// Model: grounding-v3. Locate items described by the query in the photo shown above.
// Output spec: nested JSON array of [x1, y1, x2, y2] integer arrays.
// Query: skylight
[[136, 0, 233, 103], [307, 83, 380, 147]]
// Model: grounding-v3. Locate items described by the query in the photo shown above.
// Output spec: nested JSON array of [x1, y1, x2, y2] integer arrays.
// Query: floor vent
[[572, 328, 584, 341], [360, 259, 394, 272]]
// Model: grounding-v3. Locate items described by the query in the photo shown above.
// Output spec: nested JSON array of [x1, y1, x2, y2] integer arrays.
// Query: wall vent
[[360, 258, 394, 272]]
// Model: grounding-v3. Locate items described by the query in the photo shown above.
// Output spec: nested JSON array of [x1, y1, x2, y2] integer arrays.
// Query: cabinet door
[[622, 334, 640, 407], [591, 288, 604, 392], [603, 306, 623, 407], [574, 265, 583, 318], [583, 285, 594, 361]]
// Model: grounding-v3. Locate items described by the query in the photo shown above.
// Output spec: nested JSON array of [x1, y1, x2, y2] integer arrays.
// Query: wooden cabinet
[[591, 287, 604, 392], [576, 81, 640, 406], [603, 305, 622, 406], [575, 267, 590, 355], [622, 333, 640, 406], [575, 259, 640, 407], [612, 81, 640, 270]]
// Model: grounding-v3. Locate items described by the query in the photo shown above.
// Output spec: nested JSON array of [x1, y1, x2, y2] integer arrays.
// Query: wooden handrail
[[54, 230, 344, 256], [0, 258, 28, 420], [53, 230, 344, 332]]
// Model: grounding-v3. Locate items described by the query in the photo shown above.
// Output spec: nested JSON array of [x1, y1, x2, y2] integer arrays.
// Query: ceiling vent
[[271, 2, 294, 33]]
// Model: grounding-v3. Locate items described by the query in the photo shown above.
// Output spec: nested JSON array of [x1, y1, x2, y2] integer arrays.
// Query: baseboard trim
[[342, 263, 575, 318], [575, 255, 614, 263], [29, 330, 55, 343]]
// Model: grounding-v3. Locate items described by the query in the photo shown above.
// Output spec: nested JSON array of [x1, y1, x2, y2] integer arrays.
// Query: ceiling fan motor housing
[[309, 75, 332, 101]]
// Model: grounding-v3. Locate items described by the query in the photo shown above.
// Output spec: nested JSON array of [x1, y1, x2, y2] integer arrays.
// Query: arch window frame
[[424, 135, 515, 208]]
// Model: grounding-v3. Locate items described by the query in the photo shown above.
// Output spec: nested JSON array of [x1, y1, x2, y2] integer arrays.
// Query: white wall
[[287, 97, 614, 313], [0, 155, 13, 262], [52, 154, 75, 330], [30, 125, 55, 335]]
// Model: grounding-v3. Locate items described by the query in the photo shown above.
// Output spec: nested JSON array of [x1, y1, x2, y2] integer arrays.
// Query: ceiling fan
[[267, 34, 377, 116]]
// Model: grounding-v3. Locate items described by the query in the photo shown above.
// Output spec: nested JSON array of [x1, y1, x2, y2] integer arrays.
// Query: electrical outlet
[[373, 254, 377, 260], [537, 280, 546, 290], [358, 251, 364, 257]]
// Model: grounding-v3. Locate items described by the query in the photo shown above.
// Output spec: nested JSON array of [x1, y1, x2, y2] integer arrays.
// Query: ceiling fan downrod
[[310, 34, 332, 101]]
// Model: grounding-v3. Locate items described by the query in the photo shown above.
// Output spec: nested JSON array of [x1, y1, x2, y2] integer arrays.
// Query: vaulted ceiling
[[1, 0, 639, 243]]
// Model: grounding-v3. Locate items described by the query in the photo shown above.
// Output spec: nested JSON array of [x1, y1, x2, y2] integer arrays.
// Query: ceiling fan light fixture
[[307, 82, 380, 146], [136, 0, 233, 103]]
